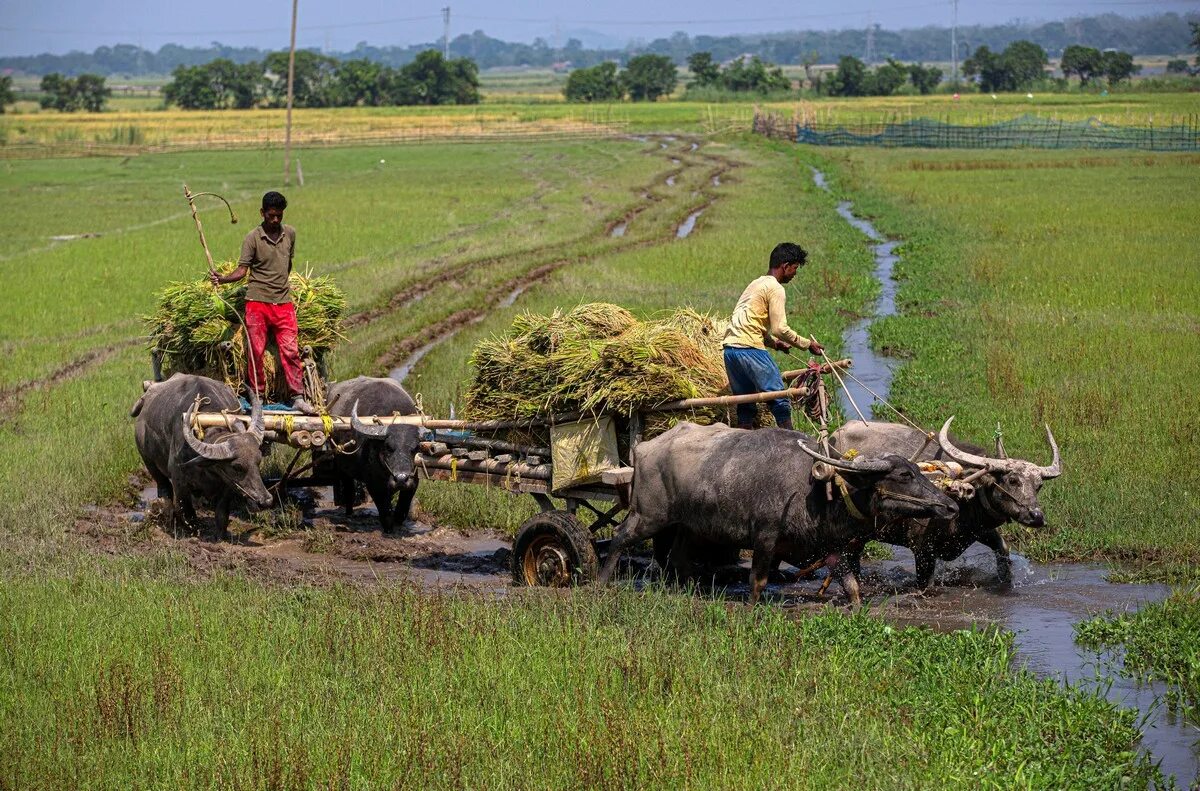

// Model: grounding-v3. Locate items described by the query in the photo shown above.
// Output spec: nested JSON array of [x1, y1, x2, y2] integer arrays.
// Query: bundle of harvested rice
[[463, 302, 731, 428], [145, 262, 346, 400]]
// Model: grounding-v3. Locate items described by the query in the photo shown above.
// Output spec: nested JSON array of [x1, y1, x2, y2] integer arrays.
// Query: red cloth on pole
[[244, 300, 304, 398]]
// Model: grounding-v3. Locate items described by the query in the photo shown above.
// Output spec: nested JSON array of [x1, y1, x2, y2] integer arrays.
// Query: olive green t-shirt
[[239, 224, 296, 304]]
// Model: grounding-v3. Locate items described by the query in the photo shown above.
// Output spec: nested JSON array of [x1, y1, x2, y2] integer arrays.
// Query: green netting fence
[[755, 112, 1200, 151]]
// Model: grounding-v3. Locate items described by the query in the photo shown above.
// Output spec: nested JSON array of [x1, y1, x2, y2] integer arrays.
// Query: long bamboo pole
[[282, 0, 298, 186], [192, 386, 814, 433]]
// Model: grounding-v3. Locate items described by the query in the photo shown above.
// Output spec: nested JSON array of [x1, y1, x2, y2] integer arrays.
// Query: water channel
[[810, 165, 1198, 784]]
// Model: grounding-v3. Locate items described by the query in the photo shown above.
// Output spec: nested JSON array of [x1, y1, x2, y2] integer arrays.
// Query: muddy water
[[390, 314, 487, 384], [610, 222, 628, 238], [810, 167, 899, 420], [810, 164, 1199, 784], [676, 210, 703, 239]]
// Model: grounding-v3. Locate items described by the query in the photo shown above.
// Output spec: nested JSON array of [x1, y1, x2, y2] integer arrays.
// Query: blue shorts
[[723, 346, 791, 427]]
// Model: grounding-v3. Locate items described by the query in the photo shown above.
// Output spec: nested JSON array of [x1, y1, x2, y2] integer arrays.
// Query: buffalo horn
[[249, 392, 265, 442], [1038, 424, 1062, 479], [351, 400, 388, 438], [938, 416, 1004, 472], [995, 422, 1007, 459], [182, 404, 237, 461], [795, 440, 892, 473]]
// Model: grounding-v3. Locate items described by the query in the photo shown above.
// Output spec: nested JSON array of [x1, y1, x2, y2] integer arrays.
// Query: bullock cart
[[187, 360, 850, 587]]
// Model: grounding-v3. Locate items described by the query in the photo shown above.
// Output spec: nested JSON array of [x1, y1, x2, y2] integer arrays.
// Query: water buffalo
[[314, 376, 420, 533], [830, 416, 1061, 588], [597, 422, 959, 605], [131, 373, 272, 539]]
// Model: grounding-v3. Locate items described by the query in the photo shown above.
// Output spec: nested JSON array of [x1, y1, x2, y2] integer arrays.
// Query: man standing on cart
[[210, 190, 317, 415], [722, 242, 824, 431]]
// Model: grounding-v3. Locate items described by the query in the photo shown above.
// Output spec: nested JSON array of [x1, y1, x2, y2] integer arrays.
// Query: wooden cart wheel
[[512, 511, 598, 588]]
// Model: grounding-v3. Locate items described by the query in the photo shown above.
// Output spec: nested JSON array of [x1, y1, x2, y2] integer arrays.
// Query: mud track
[[362, 138, 740, 375]]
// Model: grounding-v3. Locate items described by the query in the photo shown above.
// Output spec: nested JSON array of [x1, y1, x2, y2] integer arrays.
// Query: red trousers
[[244, 300, 304, 398]]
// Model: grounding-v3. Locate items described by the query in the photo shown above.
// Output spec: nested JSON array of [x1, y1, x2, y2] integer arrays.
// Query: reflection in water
[[610, 222, 628, 238]]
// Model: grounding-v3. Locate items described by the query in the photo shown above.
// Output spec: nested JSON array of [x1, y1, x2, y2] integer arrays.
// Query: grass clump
[[144, 262, 347, 401], [1076, 586, 1200, 719], [463, 302, 729, 425]]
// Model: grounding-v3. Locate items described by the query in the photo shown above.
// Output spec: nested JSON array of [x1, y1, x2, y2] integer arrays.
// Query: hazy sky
[[1, 0, 1195, 57]]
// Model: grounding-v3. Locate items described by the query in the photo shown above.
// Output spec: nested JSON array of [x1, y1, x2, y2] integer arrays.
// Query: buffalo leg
[[393, 486, 416, 530], [748, 550, 776, 606], [977, 528, 1013, 586], [834, 557, 862, 607], [366, 482, 396, 533], [335, 477, 355, 517], [598, 513, 652, 584], [749, 532, 778, 605], [914, 545, 937, 591], [214, 495, 231, 542]]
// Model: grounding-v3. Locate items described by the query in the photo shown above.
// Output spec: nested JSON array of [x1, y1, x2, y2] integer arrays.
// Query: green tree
[[207, 59, 260, 109], [686, 52, 720, 87], [1165, 59, 1190, 74], [720, 56, 790, 94], [39, 73, 77, 111], [400, 50, 480, 105], [871, 59, 909, 96], [1061, 45, 1104, 86], [1002, 40, 1048, 88], [263, 49, 338, 107], [563, 61, 622, 102], [621, 54, 677, 101], [163, 64, 218, 109], [908, 63, 942, 94], [334, 58, 383, 106], [0, 74, 14, 113], [1101, 50, 1138, 85], [72, 74, 110, 112], [963, 46, 1011, 92], [825, 56, 869, 97]]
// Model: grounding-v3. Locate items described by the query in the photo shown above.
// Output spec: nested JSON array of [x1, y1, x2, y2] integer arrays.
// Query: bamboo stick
[[414, 453, 552, 481], [782, 358, 852, 381]]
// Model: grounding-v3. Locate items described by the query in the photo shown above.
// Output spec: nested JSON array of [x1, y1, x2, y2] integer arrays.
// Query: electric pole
[[951, 0, 959, 86], [283, 0, 298, 186], [864, 20, 876, 66], [442, 7, 451, 59]]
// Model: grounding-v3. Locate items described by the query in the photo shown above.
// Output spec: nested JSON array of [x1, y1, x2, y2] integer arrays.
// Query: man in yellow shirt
[[722, 242, 824, 430]]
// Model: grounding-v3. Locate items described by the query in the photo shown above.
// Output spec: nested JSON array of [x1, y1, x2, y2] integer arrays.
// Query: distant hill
[[1, 12, 1195, 77]]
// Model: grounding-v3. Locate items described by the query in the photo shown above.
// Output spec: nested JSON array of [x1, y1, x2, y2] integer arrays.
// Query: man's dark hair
[[769, 242, 807, 270], [262, 191, 288, 212]]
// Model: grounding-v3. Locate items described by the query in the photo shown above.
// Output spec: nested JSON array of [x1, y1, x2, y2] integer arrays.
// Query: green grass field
[[790, 145, 1200, 573], [2, 97, 1199, 785]]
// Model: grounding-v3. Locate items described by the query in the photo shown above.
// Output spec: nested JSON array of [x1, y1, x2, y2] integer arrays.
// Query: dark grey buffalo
[[131, 373, 272, 539], [315, 376, 421, 533], [831, 416, 1061, 588], [598, 422, 959, 605]]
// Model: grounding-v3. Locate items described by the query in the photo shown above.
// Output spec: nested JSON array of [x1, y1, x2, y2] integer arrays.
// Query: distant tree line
[[163, 50, 479, 109], [685, 53, 792, 94], [563, 55, 678, 102], [1, 13, 1194, 77], [37, 73, 112, 111], [821, 57, 944, 96]]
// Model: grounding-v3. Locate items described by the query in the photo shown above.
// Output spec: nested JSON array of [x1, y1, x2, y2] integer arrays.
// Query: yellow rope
[[833, 474, 868, 521], [283, 414, 295, 436], [321, 414, 333, 436]]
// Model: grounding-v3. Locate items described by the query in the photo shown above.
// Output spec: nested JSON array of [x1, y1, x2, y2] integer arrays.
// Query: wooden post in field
[[283, 0, 298, 186]]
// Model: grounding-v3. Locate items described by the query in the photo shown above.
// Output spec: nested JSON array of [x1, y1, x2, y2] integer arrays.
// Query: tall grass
[[0, 573, 1167, 789]]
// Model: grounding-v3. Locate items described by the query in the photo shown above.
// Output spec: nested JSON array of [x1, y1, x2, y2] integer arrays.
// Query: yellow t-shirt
[[721, 275, 809, 351]]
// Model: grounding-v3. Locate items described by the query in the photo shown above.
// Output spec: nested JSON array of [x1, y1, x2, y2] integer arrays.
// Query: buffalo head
[[351, 400, 419, 489], [937, 416, 1060, 527], [798, 440, 959, 522], [182, 397, 273, 510]]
